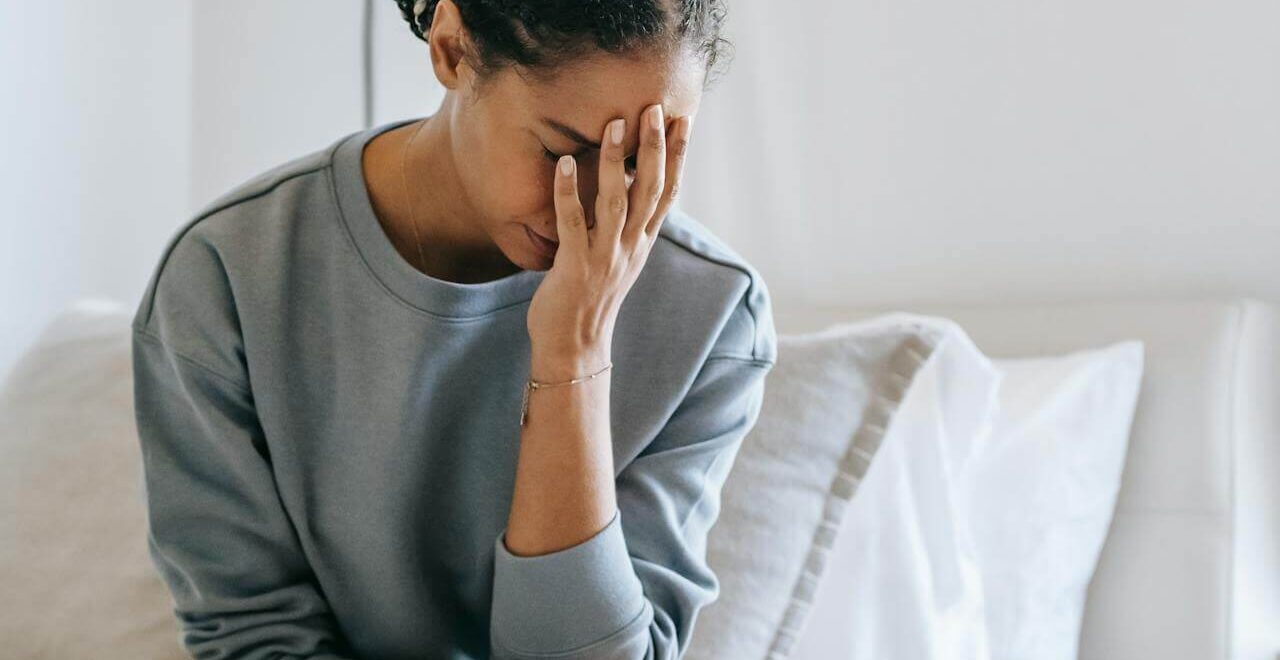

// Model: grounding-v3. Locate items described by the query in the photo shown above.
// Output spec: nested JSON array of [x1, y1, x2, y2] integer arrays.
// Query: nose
[[549, 169, 635, 232]]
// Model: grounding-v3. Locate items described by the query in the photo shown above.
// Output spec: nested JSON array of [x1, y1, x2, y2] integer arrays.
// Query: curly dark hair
[[393, 0, 734, 91]]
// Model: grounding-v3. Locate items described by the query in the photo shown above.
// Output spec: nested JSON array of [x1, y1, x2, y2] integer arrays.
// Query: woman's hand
[[526, 104, 692, 381]]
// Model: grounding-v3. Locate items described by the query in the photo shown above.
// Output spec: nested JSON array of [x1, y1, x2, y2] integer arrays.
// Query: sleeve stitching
[[703, 354, 775, 368], [132, 325, 251, 395]]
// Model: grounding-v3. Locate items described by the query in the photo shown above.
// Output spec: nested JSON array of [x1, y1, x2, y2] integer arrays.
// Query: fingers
[[622, 104, 667, 247], [595, 117, 629, 244], [644, 115, 691, 241], [553, 154, 588, 256]]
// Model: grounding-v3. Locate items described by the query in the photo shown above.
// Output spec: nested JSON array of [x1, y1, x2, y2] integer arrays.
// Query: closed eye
[[542, 146, 637, 174], [541, 146, 578, 163]]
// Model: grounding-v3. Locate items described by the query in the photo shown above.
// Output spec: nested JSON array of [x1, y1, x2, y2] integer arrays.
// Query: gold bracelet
[[519, 362, 613, 427]]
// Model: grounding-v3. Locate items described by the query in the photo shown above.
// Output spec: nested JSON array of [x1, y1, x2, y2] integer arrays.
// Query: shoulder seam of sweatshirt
[[134, 159, 331, 331]]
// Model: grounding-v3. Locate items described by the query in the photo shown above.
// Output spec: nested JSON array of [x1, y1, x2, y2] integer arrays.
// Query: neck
[[369, 96, 518, 283]]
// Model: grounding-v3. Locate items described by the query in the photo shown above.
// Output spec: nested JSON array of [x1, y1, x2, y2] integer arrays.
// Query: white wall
[[4, 0, 1277, 380], [682, 0, 1279, 315], [190, 2, 366, 211], [369, 2, 449, 129], [0, 1, 191, 383]]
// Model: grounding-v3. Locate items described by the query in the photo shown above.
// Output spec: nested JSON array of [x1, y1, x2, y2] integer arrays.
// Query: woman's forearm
[[504, 106, 690, 559], [502, 343, 617, 557]]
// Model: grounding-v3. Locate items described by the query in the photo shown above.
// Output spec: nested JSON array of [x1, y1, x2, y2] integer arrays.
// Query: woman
[[131, 1, 777, 658]]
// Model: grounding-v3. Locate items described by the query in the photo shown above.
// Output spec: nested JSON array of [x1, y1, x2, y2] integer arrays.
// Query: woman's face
[[451, 50, 704, 270]]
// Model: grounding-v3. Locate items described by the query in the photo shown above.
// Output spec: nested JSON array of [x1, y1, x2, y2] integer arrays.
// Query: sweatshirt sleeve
[[132, 328, 357, 659], [130, 226, 356, 659], [489, 297, 777, 659]]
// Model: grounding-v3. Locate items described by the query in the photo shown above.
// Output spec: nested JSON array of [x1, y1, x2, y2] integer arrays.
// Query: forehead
[[506, 48, 704, 132]]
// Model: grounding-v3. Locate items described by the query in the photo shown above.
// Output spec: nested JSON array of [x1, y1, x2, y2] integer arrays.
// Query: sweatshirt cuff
[[491, 508, 651, 656]]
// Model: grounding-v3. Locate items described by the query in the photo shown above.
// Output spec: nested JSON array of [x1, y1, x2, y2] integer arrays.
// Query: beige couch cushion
[[0, 300, 186, 659]]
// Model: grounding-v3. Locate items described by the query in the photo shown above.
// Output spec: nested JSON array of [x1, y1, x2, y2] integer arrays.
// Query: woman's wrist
[[529, 341, 612, 383]]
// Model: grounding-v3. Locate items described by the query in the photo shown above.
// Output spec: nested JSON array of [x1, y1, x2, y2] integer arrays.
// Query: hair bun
[[395, 0, 435, 42]]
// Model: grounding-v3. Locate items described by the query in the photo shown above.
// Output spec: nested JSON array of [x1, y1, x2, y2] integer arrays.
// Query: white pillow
[[686, 314, 948, 660], [965, 341, 1145, 660], [791, 318, 1143, 660], [789, 314, 1002, 660]]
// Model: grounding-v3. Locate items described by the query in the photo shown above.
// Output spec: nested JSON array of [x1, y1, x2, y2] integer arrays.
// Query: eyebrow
[[540, 117, 599, 150]]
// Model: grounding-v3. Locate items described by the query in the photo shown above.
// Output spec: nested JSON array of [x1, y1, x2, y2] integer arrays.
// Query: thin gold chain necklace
[[397, 118, 430, 274]]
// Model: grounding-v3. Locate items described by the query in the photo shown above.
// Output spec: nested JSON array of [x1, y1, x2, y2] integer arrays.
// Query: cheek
[[469, 149, 546, 207], [498, 165, 558, 217], [483, 152, 611, 219]]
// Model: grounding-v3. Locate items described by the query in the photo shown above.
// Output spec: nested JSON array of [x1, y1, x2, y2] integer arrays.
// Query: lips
[[525, 225, 559, 258], [529, 227, 558, 244]]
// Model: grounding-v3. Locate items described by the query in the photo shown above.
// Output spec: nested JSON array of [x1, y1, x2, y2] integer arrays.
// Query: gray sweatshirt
[[130, 117, 777, 659]]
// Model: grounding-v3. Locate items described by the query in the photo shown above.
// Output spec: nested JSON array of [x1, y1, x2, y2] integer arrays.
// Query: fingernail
[[611, 119, 624, 145], [649, 105, 662, 130], [559, 155, 573, 175]]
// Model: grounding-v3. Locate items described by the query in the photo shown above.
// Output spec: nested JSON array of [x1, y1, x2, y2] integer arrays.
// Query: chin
[[496, 241, 545, 272], [515, 253, 552, 271]]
